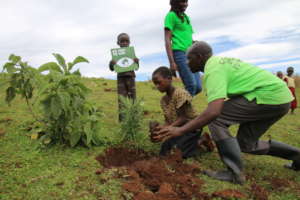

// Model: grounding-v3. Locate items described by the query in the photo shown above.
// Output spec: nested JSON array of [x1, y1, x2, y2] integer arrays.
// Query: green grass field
[[1, 76, 300, 200]]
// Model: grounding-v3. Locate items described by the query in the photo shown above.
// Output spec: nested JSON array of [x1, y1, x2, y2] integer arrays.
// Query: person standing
[[109, 33, 139, 121], [283, 67, 297, 114], [164, 0, 201, 96]]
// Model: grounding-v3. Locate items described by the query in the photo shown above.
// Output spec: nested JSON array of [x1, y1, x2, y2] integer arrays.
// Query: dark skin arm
[[109, 60, 116, 71], [170, 103, 190, 127], [164, 29, 177, 75], [153, 98, 225, 142]]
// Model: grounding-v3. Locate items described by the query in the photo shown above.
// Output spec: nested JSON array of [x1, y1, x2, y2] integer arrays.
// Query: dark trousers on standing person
[[205, 96, 300, 184], [117, 76, 136, 122]]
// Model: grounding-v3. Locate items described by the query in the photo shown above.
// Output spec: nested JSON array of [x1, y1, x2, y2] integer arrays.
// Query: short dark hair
[[152, 66, 172, 79], [287, 66, 294, 72], [188, 41, 213, 56], [117, 33, 129, 41]]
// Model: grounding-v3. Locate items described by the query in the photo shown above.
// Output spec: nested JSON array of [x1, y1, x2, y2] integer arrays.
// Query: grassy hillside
[[0, 75, 300, 200]]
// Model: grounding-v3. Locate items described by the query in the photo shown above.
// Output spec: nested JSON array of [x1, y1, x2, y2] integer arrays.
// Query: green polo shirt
[[203, 56, 294, 104], [164, 11, 194, 51]]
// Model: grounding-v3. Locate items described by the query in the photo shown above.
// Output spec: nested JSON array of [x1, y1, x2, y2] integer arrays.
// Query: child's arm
[[134, 58, 139, 70], [169, 103, 189, 127], [109, 60, 116, 71]]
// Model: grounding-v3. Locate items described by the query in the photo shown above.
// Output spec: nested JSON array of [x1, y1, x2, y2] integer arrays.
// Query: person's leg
[[206, 97, 294, 184], [160, 131, 200, 159], [117, 77, 127, 122], [125, 76, 136, 100], [289, 87, 297, 114], [193, 72, 202, 95], [173, 50, 201, 96]]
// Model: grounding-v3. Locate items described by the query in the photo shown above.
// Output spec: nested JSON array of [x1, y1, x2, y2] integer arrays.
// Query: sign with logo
[[111, 47, 138, 73]]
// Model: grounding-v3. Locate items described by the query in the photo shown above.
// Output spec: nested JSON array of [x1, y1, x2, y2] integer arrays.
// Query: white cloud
[[0, 0, 300, 78]]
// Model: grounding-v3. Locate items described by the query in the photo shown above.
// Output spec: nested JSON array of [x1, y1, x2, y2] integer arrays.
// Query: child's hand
[[133, 58, 139, 64], [110, 60, 116, 65], [109, 60, 116, 71]]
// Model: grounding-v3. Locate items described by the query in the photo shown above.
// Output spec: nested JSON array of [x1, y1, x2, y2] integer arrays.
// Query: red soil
[[249, 183, 269, 200], [96, 147, 210, 200], [212, 189, 247, 199]]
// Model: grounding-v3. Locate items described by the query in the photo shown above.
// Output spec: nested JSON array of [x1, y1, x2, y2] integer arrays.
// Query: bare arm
[[164, 29, 177, 74], [169, 103, 190, 127]]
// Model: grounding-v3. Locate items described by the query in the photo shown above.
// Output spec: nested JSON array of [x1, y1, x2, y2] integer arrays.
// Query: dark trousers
[[160, 130, 201, 159], [208, 96, 290, 154], [117, 76, 136, 121]]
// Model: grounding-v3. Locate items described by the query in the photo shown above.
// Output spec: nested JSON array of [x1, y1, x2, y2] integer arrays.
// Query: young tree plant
[[119, 97, 144, 146], [38, 53, 103, 147]]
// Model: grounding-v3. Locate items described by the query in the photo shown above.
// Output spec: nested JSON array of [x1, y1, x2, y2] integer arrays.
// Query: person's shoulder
[[204, 56, 221, 71], [174, 88, 191, 99], [165, 11, 177, 18], [161, 95, 168, 104]]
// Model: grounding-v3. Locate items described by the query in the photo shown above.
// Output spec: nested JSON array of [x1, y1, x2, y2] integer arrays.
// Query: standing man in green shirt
[[153, 41, 299, 184]]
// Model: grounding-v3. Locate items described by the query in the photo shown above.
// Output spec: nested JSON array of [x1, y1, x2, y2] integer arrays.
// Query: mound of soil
[[96, 147, 210, 200]]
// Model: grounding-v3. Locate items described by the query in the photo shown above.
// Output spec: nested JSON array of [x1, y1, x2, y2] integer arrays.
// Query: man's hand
[[152, 126, 183, 142], [170, 62, 178, 77]]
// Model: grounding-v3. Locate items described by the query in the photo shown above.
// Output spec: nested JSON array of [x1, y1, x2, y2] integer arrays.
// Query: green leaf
[[69, 56, 89, 71], [70, 130, 81, 147], [72, 69, 81, 76], [5, 87, 16, 104], [52, 53, 67, 72], [8, 54, 21, 64], [39, 62, 62, 73], [84, 123, 92, 146], [50, 96, 62, 119], [3, 62, 17, 73]]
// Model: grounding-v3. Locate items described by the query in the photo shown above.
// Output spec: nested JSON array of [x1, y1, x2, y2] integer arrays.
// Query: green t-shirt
[[203, 56, 294, 105], [164, 11, 194, 51]]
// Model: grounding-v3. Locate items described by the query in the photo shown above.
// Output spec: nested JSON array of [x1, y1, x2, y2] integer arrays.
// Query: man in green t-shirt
[[153, 41, 299, 184]]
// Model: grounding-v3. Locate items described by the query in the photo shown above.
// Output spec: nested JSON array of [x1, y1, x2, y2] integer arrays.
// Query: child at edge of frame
[[109, 33, 139, 122], [150, 66, 214, 159]]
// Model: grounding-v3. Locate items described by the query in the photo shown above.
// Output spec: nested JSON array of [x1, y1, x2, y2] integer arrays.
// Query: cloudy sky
[[1, 0, 299, 80]]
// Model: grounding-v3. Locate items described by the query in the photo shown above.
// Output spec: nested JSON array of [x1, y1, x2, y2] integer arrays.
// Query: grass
[[0, 75, 300, 200]]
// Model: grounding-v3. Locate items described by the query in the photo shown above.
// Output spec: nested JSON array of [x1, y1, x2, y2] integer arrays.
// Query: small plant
[[119, 97, 144, 146], [2, 54, 40, 120]]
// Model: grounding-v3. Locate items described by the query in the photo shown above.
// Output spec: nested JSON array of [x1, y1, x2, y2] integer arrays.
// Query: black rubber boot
[[267, 140, 300, 171], [204, 137, 245, 184]]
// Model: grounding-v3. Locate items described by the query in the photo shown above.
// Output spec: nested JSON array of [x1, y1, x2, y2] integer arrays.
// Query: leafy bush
[[2, 53, 103, 147]]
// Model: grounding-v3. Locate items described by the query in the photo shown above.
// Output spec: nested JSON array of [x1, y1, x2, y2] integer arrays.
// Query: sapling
[[119, 96, 144, 146]]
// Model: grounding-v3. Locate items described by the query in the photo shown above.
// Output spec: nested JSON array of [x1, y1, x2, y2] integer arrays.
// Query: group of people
[[109, 0, 299, 185], [277, 67, 298, 114]]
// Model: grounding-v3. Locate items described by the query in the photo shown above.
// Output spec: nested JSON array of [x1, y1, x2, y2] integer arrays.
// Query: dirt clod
[[212, 189, 247, 199], [0, 129, 5, 137], [250, 183, 269, 200]]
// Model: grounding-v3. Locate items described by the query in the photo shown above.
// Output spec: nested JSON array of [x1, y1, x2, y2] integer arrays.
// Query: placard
[[111, 46, 138, 73]]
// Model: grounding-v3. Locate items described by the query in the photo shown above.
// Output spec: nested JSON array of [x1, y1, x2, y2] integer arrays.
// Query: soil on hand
[[96, 147, 210, 200]]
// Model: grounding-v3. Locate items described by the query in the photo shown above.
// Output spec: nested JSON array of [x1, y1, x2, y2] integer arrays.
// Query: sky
[[0, 0, 299, 81]]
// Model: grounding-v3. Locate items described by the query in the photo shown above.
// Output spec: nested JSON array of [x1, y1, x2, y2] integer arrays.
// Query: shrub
[[2, 53, 103, 147]]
